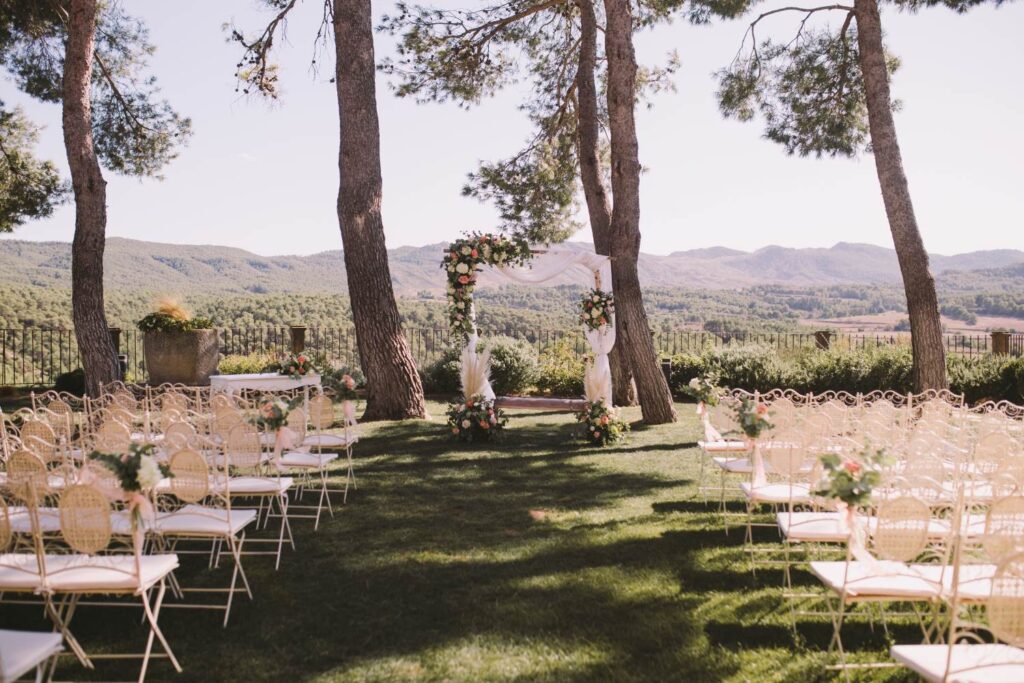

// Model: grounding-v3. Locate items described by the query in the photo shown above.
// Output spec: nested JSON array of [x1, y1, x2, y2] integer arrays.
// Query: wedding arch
[[442, 232, 616, 407]]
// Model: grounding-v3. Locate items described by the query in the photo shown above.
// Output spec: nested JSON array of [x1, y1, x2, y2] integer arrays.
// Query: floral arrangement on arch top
[[443, 232, 532, 339]]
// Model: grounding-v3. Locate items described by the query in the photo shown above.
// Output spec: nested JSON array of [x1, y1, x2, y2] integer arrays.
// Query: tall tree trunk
[[63, 0, 116, 397], [854, 0, 947, 391], [575, 0, 636, 407], [602, 0, 676, 424], [335, 0, 427, 420]]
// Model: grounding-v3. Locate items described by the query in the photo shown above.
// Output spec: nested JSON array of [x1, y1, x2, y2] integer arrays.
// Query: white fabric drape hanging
[[495, 249, 611, 289], [583, 323, 615, 405]]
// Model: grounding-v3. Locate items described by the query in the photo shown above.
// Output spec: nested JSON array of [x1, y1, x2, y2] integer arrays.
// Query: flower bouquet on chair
[[735, 399, 773, 486], [328, 373, 359, 421], [87, 443, 172, 547], [814, 447, 889, 562], [251, 395, 305, 466]]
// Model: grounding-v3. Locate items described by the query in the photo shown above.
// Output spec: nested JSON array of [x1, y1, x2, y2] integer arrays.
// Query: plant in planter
[[138, 299, 219, 386]]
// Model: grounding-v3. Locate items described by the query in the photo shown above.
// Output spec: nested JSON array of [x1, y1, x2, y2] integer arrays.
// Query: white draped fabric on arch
[[461, 247, 615, 406]]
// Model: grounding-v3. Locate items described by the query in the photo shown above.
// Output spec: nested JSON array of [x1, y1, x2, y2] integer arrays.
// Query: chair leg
[[139, 581, 182, 682]]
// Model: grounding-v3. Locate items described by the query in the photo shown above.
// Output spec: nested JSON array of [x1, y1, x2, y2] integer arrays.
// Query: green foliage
[[0, 103, 68, 231], [790, 345, 912, 394], [444, 234, 532, 339], [137, 312, 214, 332], [668, 353, 706, 397], [947, 353, 1011, 405], [717, 18, 897, 158], [535, 338, 585, 397], [704, 344, 785, 393], [487, 336, 538, 396], [0, 2, 192, 177], [218, 352, 274, 376]]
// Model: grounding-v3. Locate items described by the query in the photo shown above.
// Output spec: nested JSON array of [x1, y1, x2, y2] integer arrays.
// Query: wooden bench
[[494, 396, 587, 412]]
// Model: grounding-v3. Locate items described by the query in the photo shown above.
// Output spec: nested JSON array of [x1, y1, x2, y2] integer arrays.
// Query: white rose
[[456, 302, 465, 309], [461, 246, 471, 255], [461, 419, 471, 428], [455, 263, 469, 274], [593, 307, 603, 317], [137, 455, 163, 490], [592, 295, 600, 302]]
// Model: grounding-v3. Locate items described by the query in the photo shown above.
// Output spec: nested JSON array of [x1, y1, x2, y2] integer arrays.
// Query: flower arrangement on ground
[[576, 399, 629, 446], [814, 447, 888, 507], [579, 289, 614, 331], [443, 233, 532, 339], [446, 395, 506, 443], [735, 398, 773, 440], [683, 374, 721, 408], [278, 353, 316, 380]]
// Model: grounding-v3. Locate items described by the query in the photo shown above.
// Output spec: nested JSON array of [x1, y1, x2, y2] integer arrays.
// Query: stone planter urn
[[144, 329, 220, 386]]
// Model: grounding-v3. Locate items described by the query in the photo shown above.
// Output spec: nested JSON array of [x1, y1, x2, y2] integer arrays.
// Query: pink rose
[[480, 421, 489, 429], [457, 275, 469, 285], [452, 427, 459, 434], [594, 431, 601, 438], [843, 460, 862, 475]]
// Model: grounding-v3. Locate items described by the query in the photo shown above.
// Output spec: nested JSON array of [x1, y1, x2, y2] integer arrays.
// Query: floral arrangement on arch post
[[443, 232, 532, 340], [447, 395, 507, 443], [87, 443, 172, 544], [578, 289, 614, 331]]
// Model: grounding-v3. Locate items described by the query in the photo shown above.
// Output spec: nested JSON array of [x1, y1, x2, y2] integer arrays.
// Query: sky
[[2, 0, 1022, 257]]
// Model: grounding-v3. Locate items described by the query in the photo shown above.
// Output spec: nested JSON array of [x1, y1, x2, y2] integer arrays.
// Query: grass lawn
[[9, 401, 919, 682]]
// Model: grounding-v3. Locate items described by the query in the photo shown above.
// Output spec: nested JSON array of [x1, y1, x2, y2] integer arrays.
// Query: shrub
[[668, 353, 706, 399], [487, 336, 538, 395], [948, 354, 1012, 405], [423, 336, 538, 396], [535, 338, 585, 397], [703, 344, 785, 393], [54, 368, 86, 396], [790, 346, 912, 395], [218, 352, 274, 375]]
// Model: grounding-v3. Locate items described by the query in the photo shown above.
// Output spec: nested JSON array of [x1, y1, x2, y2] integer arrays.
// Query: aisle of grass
[[10, 401, 918, 682]]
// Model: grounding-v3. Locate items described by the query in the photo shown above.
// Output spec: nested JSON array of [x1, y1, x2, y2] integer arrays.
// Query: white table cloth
[[209, 373, 322, 396]]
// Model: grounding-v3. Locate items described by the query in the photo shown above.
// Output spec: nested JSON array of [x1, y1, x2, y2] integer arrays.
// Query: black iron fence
[[0, 326, 1018, 387]]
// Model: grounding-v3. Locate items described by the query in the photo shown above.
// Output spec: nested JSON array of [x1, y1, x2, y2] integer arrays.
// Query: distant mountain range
[[0, 237, 1021, 296]]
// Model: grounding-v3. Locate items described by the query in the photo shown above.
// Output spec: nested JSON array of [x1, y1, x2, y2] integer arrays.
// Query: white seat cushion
[[0, 629, 63, 683], [302, 433, 357, 448], [712, 456, 752, 473], [809, 560, 941, 599], [44, 554, 179, 593], [740, 482, 811, 504], [0, 553, 178, 593], [699, 440, 748, 453], [154, 505, 258, 537], [891, 644, 1024, 683], [912, 563, 996, 602], [280, 451, 339, 468], [777, 512, 852, 543], [7, 507, 62, 534], [214, 476, 294, 496]]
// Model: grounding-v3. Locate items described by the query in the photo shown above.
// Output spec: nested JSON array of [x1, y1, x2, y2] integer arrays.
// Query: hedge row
[[668, 344, 1024, 405]]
